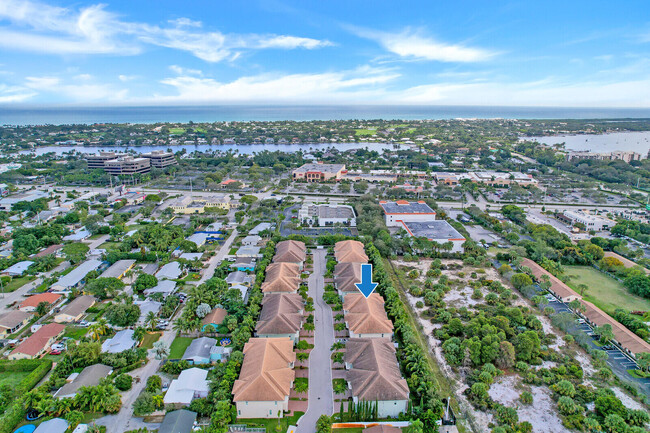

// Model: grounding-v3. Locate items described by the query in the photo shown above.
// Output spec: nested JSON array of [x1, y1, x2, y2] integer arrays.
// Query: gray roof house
[[156, 261, 182, 280], [134, 300, 162, 325], [159, 409, 197, 433], [99, 259, 136, 279], [101, 329, 137, 353], [144, 280, 177, 299], [249, 223, 272, 235], [51, 259, 103, 291], [182, 337, 217, 364], [34, 418, 69, 433], [54, 364, 113, 398], [2, 260, 34, 276], [225, 271, 253, 287]]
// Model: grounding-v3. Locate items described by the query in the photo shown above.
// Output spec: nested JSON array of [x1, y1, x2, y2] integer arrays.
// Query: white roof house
[[3, 260, 34, 276], [51, 259, 102, 291], [101, 329, 137, 353], [156, 261, 182, 280], [241, 235, 261, 246], [99, 259, 136, 279], [186, 233, 209, 247], [134, 300, 162, 325], [63, 228, 92, 241], [179, 252, 203, 261], [249, 223, 272, 235], [34, 418, 69, 433], [144, 280, 177, 298], [235, 246, 261, 258], [163, 367, 210, 406]]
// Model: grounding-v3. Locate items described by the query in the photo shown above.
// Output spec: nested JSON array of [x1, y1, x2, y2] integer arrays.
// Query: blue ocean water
[[2, 105, 650, 126]]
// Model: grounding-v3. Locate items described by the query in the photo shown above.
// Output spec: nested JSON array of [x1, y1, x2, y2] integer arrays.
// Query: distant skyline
[[0, 0, 649, 107]]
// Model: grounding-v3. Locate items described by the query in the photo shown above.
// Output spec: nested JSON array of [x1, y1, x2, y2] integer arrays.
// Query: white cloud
[[118, 75, 137, 82], [24, 75, 127, 101], [0, 0, 332, 61], [169, 65, 202, 76], [157, 67, 398, 103], [25, 76, 61, 88], [0, 84, 37, 103], [350, 26, 495, 62]]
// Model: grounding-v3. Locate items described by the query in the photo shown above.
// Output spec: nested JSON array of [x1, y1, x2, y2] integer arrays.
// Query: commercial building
[[54, 295, 96, 323], [400, 221, 466, 253], [292, 163, 346, 182], [141, 150, 177, 168], [255, 293, 304, 342], [103, 156, 151, 175], [9, 323, 65, 360], [51, 259, 103, 292], [86, 152, 119, 169], [164, 368, 210, 407], [169, 195, 232, 214], [232, 338, 296, 419], [433, 171, 537, 187], [0, 190, 49, 211], [379, 200, 437, 227], [343, 294, 394, 339], [299, 204, 357, 227], [54, 364, 113, 398], [345, 338, 409, 418], [567, 150, 644, 163], [561, 210, 616, 231]]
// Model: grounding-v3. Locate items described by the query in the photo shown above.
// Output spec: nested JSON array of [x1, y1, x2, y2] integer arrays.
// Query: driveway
[[199, 217, 246, 284], [296, 249, 334, 433], [0, 260, 70, 311]]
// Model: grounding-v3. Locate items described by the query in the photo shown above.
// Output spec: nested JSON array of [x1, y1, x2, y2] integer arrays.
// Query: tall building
[[103, 156, 151, 175], [141, 150, 177, 168], [86, 152, 118, 169]]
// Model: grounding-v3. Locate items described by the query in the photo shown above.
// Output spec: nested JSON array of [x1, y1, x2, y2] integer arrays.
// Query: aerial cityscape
[[0, 1, 650, 433]]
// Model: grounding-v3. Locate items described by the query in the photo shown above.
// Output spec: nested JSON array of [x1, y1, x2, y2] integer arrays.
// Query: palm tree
[[23, 390, 43, 410], [145, 311, 158, 331], [153, 341, 170, 360], [88, 319, 108, 341]]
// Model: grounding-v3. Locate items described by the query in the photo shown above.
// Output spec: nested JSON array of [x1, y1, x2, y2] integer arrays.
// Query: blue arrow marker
[[355, 263, 378, 298]]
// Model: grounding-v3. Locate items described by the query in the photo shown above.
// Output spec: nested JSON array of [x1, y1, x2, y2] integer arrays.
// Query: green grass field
[[141, 332, 161, 349], [237, 411, 303, 432], [564, 266, 650, 314], [0, 370, 30, 389], [354, 128, 376, 136], [2, 275, 36, 292], [169, 127, 185, 135], [64, 325, 88, 340], [98, 241, 122, 251], [169, 336, 193, 358]]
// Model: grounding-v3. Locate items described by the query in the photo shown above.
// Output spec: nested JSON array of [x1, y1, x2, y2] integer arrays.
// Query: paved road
[[296, 249, 334, 433], [199, 224, 241, 283], [84, 234, 110, 250], [0, 261, 70, 311]]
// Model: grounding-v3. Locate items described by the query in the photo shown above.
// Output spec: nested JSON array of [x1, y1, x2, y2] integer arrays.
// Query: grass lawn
[[334, 429, 364, 433], [2, 275, 36, 292], [564, 266, 650, 315], [169, 336, 193, 358], [141, 332, 161, 349], [98, 241, 122, 250], [354, 128, 376, 136], [169, 127, 185, 135], [238, 411, 304, 432], [64, 325, 88, 340], [0, 370, 30, 389]]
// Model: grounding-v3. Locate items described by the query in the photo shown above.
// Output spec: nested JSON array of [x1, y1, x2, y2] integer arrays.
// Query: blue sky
[[0, 0, 649, 106]]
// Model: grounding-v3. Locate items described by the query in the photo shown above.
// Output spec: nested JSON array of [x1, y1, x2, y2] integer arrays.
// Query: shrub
[[145, 375, 162, 393], [114, 374, 133, 391], [520, 391, 533, 405]]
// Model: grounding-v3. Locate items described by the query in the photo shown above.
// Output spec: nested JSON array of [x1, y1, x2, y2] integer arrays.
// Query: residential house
[[182, 337, 217, 364], [9, 323, 65, 360], [334, 262, 363, 298], [236, 246, 262, 258], [345, 338, 409, 418], [164, 368, 210, 407], [99, 259, 136, 279], [50, 259, 103, 292], [102, 329, 137, 353], [255, 293, 303, 342], [363, 426, 402, 433], [159, 409, 197, 433], [54, 364, 113, 398], [144, 280, 177, 299], [134, 300, 162, 326], [156, 261, 183, 280], [33, 418, 69, 433], [54, 295, 96, 323], [2, 260, 33, 276], [261, 263, 301, 294], [19, 293, 62, 312], [0, 310, 32, 335], [273, 240, 306, 269], [232, 338, 296, 418], [201, 307, 228, 332], [334, 240, 368, 263], [343, 294, 394, 339], [241, 235, 261, 246], [230, 257, 256, 272]]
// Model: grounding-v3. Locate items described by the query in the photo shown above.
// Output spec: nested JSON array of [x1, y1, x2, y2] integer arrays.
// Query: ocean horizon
[[2, 105, 650, 126]]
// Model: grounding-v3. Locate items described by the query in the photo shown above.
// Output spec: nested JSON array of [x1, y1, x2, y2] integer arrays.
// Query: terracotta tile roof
[[33, 244, 63, 258], [580, 300, 650, 355], [201, 307, 228, 326], [11, 323, 65, 357], [343, 293, 393, 335], [232, 337, 296, 402], [520, 258, 580, 300], [261, 264, 302, 293], [20, 293, 62, 309], [335, 240, 368, 263], [334, 262, 363, 293], [273, 240, 306, 264], [345, 338, 409, 401], [256, 293, 303, 335]]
